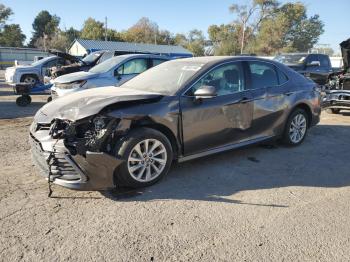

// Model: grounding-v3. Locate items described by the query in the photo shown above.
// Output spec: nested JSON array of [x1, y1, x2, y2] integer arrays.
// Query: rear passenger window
[[152, 59, 167, 67], [248, 61, 279, 89]]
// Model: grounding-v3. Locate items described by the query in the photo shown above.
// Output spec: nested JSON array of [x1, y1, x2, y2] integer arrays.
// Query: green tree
[[106, 29, 123, 42], [80, 18, 104, 40], [35, 30, 70, 51], [186, 29, 205, 56], [255, 2, 324, 54], [0, 4, 26, 47], [0, 24, 26, 47], [30, 10, 60, 46], [208, 24, 240, 55], [173, 33, 188, 46], [0, 3, 12, 27], [63, 27, 80, 44], [123, 17, 159, 44], [229, 0, 278, 54]]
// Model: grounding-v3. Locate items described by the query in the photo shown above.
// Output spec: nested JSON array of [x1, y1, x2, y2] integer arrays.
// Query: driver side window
[[187, 62, 245, 96]]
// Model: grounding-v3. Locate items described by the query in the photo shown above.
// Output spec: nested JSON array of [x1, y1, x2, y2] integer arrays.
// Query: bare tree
[[229, 0, 277, 54]]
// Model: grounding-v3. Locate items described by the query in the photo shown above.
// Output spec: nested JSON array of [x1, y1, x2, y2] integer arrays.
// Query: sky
[[2, 0, 349, 54]]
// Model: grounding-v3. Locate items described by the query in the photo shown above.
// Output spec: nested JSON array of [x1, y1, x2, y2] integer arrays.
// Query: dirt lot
[[1, 82, 350, 261]]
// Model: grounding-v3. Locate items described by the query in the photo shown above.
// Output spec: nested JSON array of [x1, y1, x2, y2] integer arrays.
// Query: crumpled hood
[[340, 38, 350, 71], [36, 86, 162, 122], [53, 71, 99, 84], [49, 49, 82, 64]]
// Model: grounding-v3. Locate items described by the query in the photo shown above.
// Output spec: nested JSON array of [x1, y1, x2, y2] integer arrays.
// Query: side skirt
[[177, 135, 274, 163]]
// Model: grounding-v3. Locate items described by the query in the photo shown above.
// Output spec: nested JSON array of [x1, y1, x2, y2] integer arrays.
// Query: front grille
[[30, 134, 81, 181]]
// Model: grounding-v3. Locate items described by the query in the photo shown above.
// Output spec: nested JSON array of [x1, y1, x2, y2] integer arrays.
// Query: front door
[[114, 58, 149, 86], [180, 61, 254, 156]]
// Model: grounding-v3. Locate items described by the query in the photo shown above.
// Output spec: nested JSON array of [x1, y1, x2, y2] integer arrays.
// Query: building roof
[[73, 39, 192, 56]]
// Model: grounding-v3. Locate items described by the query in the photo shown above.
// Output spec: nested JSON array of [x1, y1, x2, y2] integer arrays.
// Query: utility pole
[[105, 17, 108, 41]]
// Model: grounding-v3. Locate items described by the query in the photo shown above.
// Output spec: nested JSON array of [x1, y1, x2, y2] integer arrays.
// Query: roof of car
[[74, 39, 193, 56], [106, 53, 171, 61], [172, 55, 275, 65]]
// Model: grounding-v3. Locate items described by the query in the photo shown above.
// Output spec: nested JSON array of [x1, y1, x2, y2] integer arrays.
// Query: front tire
[[114, 128, 173, 188], [282, 109, 308, 146], [16, 95, 31, 107]]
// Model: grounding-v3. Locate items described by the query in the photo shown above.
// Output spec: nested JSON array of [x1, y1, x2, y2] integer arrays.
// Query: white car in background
[[50, 54, 170, 99], [5, 56, 62, 86]]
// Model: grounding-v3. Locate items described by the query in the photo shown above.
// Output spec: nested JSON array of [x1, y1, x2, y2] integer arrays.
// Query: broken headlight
[[78, 115, 117, 152], [92, 115, 110, 139]]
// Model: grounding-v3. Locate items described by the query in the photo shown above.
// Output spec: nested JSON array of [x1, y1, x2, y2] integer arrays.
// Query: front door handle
[[284, 92, 293, 96]]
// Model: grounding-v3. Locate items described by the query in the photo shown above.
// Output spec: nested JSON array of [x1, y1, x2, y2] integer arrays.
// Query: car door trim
[[178, 135, 274, 162]]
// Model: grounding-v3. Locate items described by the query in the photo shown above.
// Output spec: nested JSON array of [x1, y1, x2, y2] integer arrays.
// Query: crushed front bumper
[[30, 132, 123, 191], [322, 90, 350, 110]]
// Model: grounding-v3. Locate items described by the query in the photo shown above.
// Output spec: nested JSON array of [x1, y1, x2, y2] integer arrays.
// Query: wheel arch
[[131, 120, 179, 159], [20, 73, 39, 82], [290, 102, 313, 127]]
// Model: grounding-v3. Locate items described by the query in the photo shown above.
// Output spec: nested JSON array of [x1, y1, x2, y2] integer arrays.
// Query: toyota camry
[[30, 56, 321, 190]]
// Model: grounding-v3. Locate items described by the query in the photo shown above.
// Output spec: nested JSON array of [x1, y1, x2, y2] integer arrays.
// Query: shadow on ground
[[0, 101, 46, 119], [99, 124, 350, 205]]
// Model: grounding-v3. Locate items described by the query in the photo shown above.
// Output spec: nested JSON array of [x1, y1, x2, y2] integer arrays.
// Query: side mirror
[[114, 71, 122, 80], [307, 61, 320, 67], [194, 85, 217, 99]]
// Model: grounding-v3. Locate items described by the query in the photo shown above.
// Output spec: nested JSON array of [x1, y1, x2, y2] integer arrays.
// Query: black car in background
[[274, 53, 333, 85], [30, 56, 321, 191], [322, 38, 350, 113], [50, 50, 105, 78]]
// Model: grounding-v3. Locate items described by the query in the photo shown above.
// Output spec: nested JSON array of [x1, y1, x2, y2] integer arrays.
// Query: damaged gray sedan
[[30, 56, 321, 191]]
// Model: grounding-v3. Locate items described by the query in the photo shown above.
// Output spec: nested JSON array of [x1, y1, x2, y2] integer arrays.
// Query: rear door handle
[[284, 92, 293, 96]]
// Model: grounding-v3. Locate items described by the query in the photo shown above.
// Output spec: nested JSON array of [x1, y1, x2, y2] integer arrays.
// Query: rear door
[[180, 61, 254, 155], [114, 58, 149, 86], [246, 61, 290, 138]]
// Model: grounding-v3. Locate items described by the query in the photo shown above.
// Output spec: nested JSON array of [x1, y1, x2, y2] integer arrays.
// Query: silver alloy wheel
[[23, 76, 37, 85], [127, 139, 167, 182], [289, 113, 307, 144]]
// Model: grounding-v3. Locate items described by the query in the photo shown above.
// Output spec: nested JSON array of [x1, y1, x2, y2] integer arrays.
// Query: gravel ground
[[1, 82, 350, 261]]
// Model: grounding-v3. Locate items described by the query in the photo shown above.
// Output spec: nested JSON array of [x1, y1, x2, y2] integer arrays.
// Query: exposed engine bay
[[49, 115, 129, 156], [326, 38, 350, 91]]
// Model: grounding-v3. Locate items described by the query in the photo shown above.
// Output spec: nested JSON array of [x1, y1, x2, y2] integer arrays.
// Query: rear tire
[[114, 127, 173, 188], [282, 108, 308, 146]]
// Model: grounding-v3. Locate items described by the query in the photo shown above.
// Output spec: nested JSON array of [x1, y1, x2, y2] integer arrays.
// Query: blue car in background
[[50, 54, 171, 99]]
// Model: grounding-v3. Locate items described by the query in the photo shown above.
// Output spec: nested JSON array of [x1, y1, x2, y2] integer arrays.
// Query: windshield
[[31, 56, 54, 66], [82, 52, 102, 64], [122, 60, 204, 95], [89, 56, 125, 74], [274, 54, 307, 65]]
